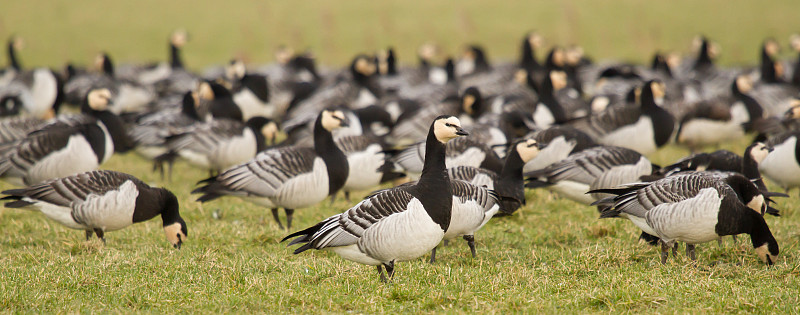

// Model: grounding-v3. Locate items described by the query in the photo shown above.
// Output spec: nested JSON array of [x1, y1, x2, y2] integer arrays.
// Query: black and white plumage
[[282, 115, 468, 282], [128, 92, 202, 161], [431, 179, 500, 262], [525, 145, 655, 205], [449, 138, 545, 215], [522, 126, 597, 174], [155, 116, 274, 175], [593, 172, 779, 265], [388, 136, 503, 180], [0, 89, 128, 186], [0, 67, 63, 119], [63, 53, 154, 114], [675, 76, 763, 151], [195, 81, 243, 122], [192, 109, 350, 230], [1, 170, 187, 248], [759, 131, 800, 193], [224, 59, 274, 120], [334, 134, 402, 202]]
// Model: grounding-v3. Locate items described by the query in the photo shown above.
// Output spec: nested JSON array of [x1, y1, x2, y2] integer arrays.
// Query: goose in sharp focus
[[282, 116, 468, 282], [1, 170, 187, 248], [192, 109, 349, 230], [593, 172, 779, 265], [525, 145, 655, 205], [0, 88, 130, 186], [430, 179, 499, 263], [334, 134, 403, 202], [449, 138, 545, 215]]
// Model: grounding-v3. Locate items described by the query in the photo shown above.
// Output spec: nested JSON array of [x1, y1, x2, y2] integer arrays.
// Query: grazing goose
[[675, 75, 763, 151], [1, 170, 187, 248], [155, 116, 275, 176], [593, 173, 778, 265], [225, 59, 274, 120], [192, 109, 349, 230], [0, 89, 128, 186], [759, 130, 800, 193], [282, 115, 468, 282], [525, 145, 655, 205], [449, 138, 545, 215], [128, 91, 202, 161], [388, 135, 503, 180]]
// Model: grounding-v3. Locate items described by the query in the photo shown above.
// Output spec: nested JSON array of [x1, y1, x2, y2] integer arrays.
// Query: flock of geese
[[2, 31, 800, 281]]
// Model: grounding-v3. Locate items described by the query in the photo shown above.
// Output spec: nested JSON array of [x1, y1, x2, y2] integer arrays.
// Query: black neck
[[247, 124, 268, 153], [7, 40, 19, 70], [642, 85, 675, 147], [793, 52, 800, 87], [102, 56, 114, 77], [732, 84, 763, 130], [132, 186, 174, 223], [181, 92, 201, 121], [693, 40, 713, 70], [760, 46, 777, 83], [170, 43, 184, 69], [386, 49, 397, 75], [313, 117, 349, 196], [747, 211, 777, 251], [496, 149, 525, 199], [539, 79, 567, 123], [94, 110, 134, 153], [413, 127, 452, 230], [520, 39, 538, 71]]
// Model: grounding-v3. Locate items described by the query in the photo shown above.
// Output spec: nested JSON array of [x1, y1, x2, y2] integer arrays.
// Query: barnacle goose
[[0, 89, 129, 186], [593, 172, 779, 265], [524, 145, 655, 205], [128, 91, 202, 161], [675, 75, 763, 151], [224, 59, 274, 120], [155, 116, 275, 176], [449, 138, 545, 215], [759, 130, 800, 193], [282, 116, 468, 282], [430, 179, 499, 263], [63, 53, 154, 114], [388, 136, 502, 180], [0, 66, 64, 119], [531, 70, 569, 128], [1, 170, 187, 248], [334, 134, 403, 202], [192, 109, 349, 230], [195, 81, 243, 122], [0, 37, 23, 87], [522, 125, 597, 174]]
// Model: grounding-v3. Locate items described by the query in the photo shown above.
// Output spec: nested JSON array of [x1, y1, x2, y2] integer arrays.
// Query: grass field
[[2, 1, 800, 313]]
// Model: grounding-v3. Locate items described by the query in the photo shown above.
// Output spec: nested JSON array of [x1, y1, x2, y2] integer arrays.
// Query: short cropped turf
[[2, 1, 800, 313]]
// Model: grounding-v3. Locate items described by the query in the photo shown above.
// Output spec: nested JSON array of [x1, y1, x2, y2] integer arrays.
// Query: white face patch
[[433, 116, 464, 143], [550, 71, 567, 91], [747, 194, 766, 215], [552, 48, 565, 67], [514, 70, 527, 84], [765, 40, 779, 56], [355, 58, 375, 76], [462, 94, 476, 114], [528, 33, 542, 49], [164, 222, 186, 248], [791, 34, 800, 52], [171, 30, 188, 47], [321, 110, 346, 131], [198, 82, 214, 100], [736, 76, 753, 93], [275, 46, 294, 64], [650, 82, 666, 100], [261, 122, 278, 140], [565, 46, 583, 66], [591, 97, 610, 112], [750, 143, 770, 164], [755, 243, 777, 265], [226, 60, 246, 80], [708, 43, 720, 59], [516, 139, 541, 163], [666, 53, 681, 69], [87, 89, 112, 111]]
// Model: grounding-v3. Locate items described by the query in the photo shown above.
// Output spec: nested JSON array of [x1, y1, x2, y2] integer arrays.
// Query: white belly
[[444, 197, 488, 240], [358, 198, 444, 263], [343, 144, 384, 192], [677, 119, 744, 148], [272, 158, 330, 209], [549, 180, 595, 205], [234, 89, 274, 120], [600, 117, 656, 155], [25, 135, 101, 185], [523, 136, 575, 173], [760, 137, 800, 190]]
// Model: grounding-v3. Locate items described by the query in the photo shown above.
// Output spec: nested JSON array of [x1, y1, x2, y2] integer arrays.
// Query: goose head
[[170, 29, 188, 48], [160, 191, 188, 249], [433, 115, 468, 143], [755, 240, 779, 266], [225, 59, 247, 81], [461, 87, 482, 117], [351, 55, 377, 79], [782, 98, 800, 121], [85, 88, 113, 112], [320, 109, 349, 132], [516, 138, 545, 163], [549, 70, 568, 92], [734, 75, 753, 94], [747, 142, 772, 165]]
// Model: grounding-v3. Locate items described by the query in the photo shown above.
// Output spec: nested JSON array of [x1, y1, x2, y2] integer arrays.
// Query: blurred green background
[[1, 0, 798, 69]]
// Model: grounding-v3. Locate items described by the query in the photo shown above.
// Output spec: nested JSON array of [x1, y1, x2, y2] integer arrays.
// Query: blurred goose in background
[[522, 125, 597, 174], [1, 170, 187, 248], [223, 59, 274, 120], [388, 135, 503, 180], [193, 109, 349, 230], [749, 38, 799, 116], [282, 116, 468, 282], [0, 36, 24, 87], [63, 53, 154, 114], [127, 92, 202, 162]]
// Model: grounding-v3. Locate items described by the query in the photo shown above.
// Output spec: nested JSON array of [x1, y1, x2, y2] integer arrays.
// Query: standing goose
[[524, 145, 655, 205], [448, 138, 545, 215], [388, 135, 503, 180], [334, 134, 403, 202], [430, 179, 499, 263], [759, 130, 800, 193], [225, 59, 274, 120], [1, 170, 187, 248], [282, 116, 468, 282], [675, 75, 763, 151], [0, 37, 23, 87], [192, 109, 349, 230], [593, 173, 778, 265], [155, 116, 276, 176], [0, 89, 129, 186]]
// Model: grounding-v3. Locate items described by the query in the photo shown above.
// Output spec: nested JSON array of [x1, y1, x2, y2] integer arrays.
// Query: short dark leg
[[660, 241, 669, 264], [285, 209, 295, 230], [85, 230, 93, 241], [672, 242, 678, 257], [167, 159, 175, 182], [329, 193, 337, 206], [94, 229, 106, 244], [384, 260, 395, 281], [463, 235, 476, 258], [717, 238, 723, 246], [271, 208, 284, 230], [731, 235, 738, 243], [443, 239, 450, 247], [344, 191, 351, 203], [377, 265, 388, 283], [429, 247, 437, 264], [686, 244, 697, 261]]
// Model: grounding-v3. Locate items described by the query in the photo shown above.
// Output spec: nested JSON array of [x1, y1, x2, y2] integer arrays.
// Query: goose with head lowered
[[2, 170, 187, 248], [192, 109, 349, 230], [0, 88, 131, 186], [282, 116, 468, 282], [592, 172, 779, 265]]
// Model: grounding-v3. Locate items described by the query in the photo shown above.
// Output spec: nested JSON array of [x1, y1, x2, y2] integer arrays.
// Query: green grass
[[2, 1, 800, 313], [2, 139, 800, 313]]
